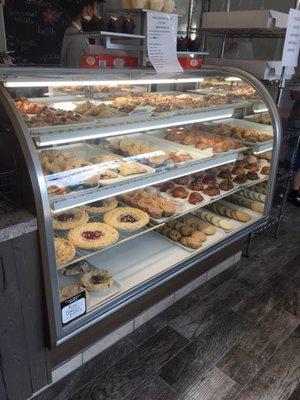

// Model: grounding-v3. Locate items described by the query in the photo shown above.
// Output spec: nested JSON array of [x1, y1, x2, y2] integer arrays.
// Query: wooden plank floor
[[36, 204, 300, 400]]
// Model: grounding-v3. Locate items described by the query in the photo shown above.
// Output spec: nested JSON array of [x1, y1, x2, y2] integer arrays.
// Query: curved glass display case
[[0, 67, 281, 346]]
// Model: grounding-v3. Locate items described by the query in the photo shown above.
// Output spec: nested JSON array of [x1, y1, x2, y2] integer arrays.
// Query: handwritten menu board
[[3, 1, 68, 65]]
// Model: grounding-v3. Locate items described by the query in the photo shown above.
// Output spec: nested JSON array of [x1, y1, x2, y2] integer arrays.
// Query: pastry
[[117, 162, 147, 176], [188, 192, 204, 205], [59, 285, 87, 302], [173, 176, 189, 186], [246, 163, 260, 172], [218, 170, 232, 180], [52, 208, 89, 231], [104, 207, 149, 231], [203, 185, 220, 196], [160, 182, 175, 192], [180, 236, 203, 249], [202, 175, 217, 185], [192, 231, 207, 242], [192, 171, 205, 180], [219, 179, 234, 191], [60, 260, 95, 276], [196, 210, 234, 231], [189, 179, 204, 192], [246, 171, 259, 181], [233, 174, 247, 184], [54, 237, 76, 266], [232, 166, 245, 176], [80, 269, 114, 292], [171, 186, 189, 199], [168, 151, 193, 164], [85, 197, 118, 214], [229, 194, 264, 213], [261, 166, 270, 175], [168, 229, 182, 242], [48, 185, 70, 197], [68, 223, 119, 250]]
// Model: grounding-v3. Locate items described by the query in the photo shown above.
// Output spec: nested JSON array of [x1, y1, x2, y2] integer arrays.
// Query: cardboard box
[[82, 54, 139, 69], [202, 10, 288, 29]]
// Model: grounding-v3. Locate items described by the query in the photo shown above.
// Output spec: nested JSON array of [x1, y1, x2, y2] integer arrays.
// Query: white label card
[[147, 11, 183, 73], [282, 8, 300, 67], [61, 292, 86, 325]]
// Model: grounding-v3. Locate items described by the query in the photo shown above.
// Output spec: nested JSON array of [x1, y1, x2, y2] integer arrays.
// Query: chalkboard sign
[[4, 1, 68, 65]]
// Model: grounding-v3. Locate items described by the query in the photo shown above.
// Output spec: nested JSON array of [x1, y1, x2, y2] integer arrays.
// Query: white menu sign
[[147, 11, 183, 73], [282, 8, 300, 67]]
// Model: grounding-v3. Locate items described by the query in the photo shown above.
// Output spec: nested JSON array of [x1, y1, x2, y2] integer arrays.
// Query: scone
[[54, 237, 76, 266], [52, 208, 89, 230], [80, 269, 114, 292], [104, 206, 149, 231], [68, 222, 119, 250], [59, 284, 88, 302], [85, 197, 118, 215]]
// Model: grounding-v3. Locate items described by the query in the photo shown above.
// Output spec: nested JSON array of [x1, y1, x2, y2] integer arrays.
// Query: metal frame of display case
[[0, 66, 281, 348]]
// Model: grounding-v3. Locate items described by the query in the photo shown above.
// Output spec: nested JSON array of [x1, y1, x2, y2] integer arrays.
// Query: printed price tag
[[147, 11, 183, 73], [282, 8, 300, 67], [61, 291, 86, 325]]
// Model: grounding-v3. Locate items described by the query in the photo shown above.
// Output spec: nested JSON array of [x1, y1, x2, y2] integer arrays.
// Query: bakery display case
[[0, 66, 281, 346]]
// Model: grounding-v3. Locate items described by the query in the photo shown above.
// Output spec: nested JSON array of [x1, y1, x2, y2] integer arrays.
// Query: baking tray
[[41, 143, 156, 190], [58, 272, 122, 312], [211, 118, 273, 151], [149, 128, 248, 159], [153, 223, 226, 253]]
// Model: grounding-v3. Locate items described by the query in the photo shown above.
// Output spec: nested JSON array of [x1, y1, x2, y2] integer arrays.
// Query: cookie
[[54, 237, 76, 267], [53, 208, 89, 230], [80, 269, 114, 292], [68, 222, 119, 250], [103, 207, 149, 231]]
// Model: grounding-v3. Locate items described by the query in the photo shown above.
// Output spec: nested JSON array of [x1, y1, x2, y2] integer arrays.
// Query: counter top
[[0, 209, 37, 243]]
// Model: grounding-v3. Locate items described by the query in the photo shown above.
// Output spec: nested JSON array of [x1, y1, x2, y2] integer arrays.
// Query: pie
[[52, 207, 89, 230], [103, 206, 149, 231], [67, 222, 119, 250], [59, 284, 88, 302], [85, 197, 118, 214], [80, 269, 114, 292], [54, 237, 76, 266]]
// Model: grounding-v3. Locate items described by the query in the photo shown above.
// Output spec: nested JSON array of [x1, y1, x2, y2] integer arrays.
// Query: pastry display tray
[[42, 143, 156, 191], [31, 101, 251, 147], [210, 118, 273, 153], [59, 273, 122, 312], [149, 128, 248, 159]]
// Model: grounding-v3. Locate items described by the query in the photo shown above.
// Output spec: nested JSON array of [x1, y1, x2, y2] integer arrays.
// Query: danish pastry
[[103, 207, 149, 231], [68, 222, 119, 250], [53, 208, 89, 230], [54, 237, 76, 266], [85, 197, 118, 214], [80, 269, 114, 292], [60, 260, 95, 276]]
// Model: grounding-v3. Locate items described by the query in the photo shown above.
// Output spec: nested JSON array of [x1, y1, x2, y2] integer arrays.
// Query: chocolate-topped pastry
[[232, 166, 245, 176], [203, 185, 220, 197], [160, 181, 175, 192], [233, 174, 247, 184], [188, 192, 204, 205], [189, 179, 204, 192], [218, 170, 232, 180], [202, 175, 217, 185], [219, 179, 234, 191], [171, 186, 189, 199], [174, 176, 189, 186], [246, 171, 259, 180]]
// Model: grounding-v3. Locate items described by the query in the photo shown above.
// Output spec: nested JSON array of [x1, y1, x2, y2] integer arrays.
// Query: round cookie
[[80, 269, 114, 292], [85, 197, 118, 215], [68, 222, 119, 250], [59, 284, 88, 302], [53, 208, 89, 231], [103, 207, 149, 231], [54, 237, 76, 266]]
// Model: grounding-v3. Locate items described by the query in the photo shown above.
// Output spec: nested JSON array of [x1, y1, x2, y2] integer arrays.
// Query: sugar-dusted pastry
[[80, 269, 114, 292], [53, 207, 89, 230], [68, 222, 119, 250], [103, 207, 149, 231], [54, 237, 76, 266]]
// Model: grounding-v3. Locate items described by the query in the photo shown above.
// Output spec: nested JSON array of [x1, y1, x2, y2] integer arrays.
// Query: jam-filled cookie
[[80, 269, 114, 292], [52, 207, 89, 230], [103, 207, 149, 231], [85, 197, 118, 215], [59, 284, 88, 302], [68, 222, 119, 250], [54, 237, 76, 266]]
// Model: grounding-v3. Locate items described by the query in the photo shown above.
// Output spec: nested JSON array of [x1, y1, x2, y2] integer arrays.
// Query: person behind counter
[[61, 0, 99, 67]]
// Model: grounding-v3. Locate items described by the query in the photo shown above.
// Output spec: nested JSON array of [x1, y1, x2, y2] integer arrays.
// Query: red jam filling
[[119, 215, 137, 223], [55, 213, 75, 222], [82, 231, 103, 240]]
